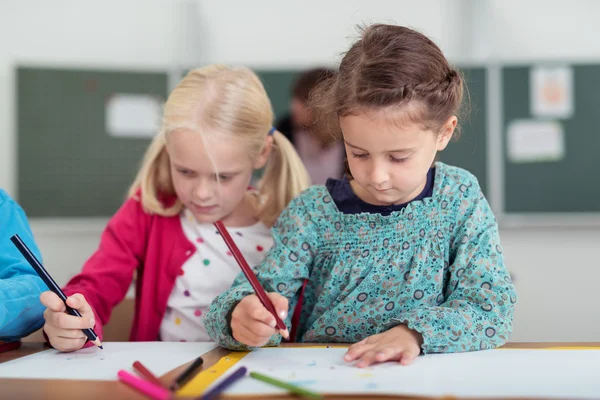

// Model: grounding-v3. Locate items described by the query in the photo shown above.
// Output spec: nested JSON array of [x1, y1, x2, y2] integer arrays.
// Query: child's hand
[[344, 325, 423, 368], [40, 291, 95, 352], [231, 293, 289, 347]]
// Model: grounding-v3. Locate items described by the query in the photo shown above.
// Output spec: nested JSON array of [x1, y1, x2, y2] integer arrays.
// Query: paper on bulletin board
[[507, 119, 565, 163], [530, 66, 573, 119], [106, 93, 163, 138]]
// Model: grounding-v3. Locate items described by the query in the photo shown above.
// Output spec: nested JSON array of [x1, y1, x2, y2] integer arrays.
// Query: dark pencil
[[200, 366, 247, 400], [214, 221, 289, 338], [10, 234, 103, 349], [170, 356, 204, 391]]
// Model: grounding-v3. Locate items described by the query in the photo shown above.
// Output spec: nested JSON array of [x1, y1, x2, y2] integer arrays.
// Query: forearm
[[0, 275, 46, 340]]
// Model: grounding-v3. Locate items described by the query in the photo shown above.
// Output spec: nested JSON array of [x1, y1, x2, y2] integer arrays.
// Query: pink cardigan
[[63, 195, 196, 342]]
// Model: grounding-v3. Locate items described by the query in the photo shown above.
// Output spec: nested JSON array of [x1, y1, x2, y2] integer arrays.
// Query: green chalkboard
[[438, 67, 488, 195], [17, 67, 167, 217], [256, 70, 301, 121], [503, 65, 600, 213]]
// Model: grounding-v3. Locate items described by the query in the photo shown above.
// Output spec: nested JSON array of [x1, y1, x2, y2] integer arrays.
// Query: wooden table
[[0, 342, 598, 399]]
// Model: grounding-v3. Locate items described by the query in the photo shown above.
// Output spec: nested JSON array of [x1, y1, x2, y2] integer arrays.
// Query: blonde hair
[[128, 65, 310, 226]]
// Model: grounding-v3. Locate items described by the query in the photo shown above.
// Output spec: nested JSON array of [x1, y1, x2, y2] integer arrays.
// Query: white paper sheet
[[105, 93, 162, 138], [531, 66, 574, 118], [0, 342, 216, 381], [210, 348, 600, 399], [507, 119, 565, 163]]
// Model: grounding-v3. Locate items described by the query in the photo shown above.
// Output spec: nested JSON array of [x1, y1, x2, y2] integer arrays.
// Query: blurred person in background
[[276, 68, 345, 185]]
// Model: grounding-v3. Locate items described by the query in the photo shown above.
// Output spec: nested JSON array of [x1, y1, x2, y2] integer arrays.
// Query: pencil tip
[[99, 345, 104, 349]]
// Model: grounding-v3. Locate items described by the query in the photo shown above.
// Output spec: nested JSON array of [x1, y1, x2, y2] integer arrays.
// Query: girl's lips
[[192, 204, 217, 213]]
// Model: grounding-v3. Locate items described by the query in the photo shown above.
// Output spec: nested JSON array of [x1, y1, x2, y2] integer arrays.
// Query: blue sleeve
[[0, 190, 47, 341]]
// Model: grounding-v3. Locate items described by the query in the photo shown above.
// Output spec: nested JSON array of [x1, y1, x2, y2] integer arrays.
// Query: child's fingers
[[40, 291, 66, 313], [247, 306, 277, 328], [241, 319, 278, 339], [66, 294, 94, 318], [43, 323, 87, 352], [50, 310, 94, 330], [264, 293, 289, 339], [235, 295, 276, 327], [48, 336, 87, 353], [279, 328, 290, 340], [399, 347, 420, 365], [344, 341, 372, 362], [233, 320, 273, 347], [234, 330, 270, 348], [267, 292, 289, 320], [353, 349, 386, 368], [55, 328, 87, 340], [374, 347, 402, 363]]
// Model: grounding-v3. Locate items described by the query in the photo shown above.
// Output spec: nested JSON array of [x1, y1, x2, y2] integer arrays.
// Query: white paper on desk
[[531, 65, 574, 118], [211, 348, 600, 399], [105, 93, 163, 138], [507, 119, 565, 163], [0, 342, 216, 381]]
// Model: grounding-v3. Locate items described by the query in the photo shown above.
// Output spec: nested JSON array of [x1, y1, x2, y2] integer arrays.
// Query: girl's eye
[[177, 169, 192, 175], [390, 156, 409, 163], [351, 152, 368, 159], [217, 175, 231, 181]]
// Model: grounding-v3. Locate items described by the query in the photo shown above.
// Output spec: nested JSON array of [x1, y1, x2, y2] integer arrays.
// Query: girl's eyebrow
[[214, 170, 242, 176], [388, 148, 416, 154], [344, 140, 367, 151], [172, 163, 194, 171], [344, 140, 415, 153], [173, 163, 243, 176]]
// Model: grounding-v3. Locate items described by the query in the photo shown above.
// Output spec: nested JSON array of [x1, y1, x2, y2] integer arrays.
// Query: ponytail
[[257, 130, 311, 226]]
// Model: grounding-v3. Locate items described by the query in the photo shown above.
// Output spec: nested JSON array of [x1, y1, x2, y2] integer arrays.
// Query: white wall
[[491, 0, 600, 62], [2, 0, 600, 342], [194, 0, 470, 68]]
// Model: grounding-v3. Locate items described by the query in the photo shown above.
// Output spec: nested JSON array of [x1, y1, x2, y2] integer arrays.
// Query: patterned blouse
[[205, 162, 517, 354]]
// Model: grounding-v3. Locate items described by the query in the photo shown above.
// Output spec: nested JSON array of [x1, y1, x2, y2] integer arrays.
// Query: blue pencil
[[200, 366, 247, 400]]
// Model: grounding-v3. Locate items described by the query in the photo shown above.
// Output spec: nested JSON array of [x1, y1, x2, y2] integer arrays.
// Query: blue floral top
[[205, 163, 517, 354]]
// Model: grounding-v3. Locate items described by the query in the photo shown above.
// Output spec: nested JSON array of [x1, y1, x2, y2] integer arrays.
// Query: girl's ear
[[254, 136, 274, 170], [436, 116, 457, 151]]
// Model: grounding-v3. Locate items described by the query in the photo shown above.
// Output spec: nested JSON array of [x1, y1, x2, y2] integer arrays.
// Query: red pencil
[[214, 221, 289, 339], [132, 361, 164, 388], [0, 341, 21, 354]]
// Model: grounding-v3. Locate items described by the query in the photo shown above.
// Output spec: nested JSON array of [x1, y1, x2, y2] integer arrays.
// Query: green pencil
[[249, 371, 324, 399]]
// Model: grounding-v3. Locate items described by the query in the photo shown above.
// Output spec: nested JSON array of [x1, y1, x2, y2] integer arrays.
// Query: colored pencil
[[118, 370, 171, 400], [214, 221, 288, 337], [10, 234, 103, 349], [200, 366, 247, 400], [170, 356, 204, 391], [249, 371, 323, 399], [133, 361, 164, 387]]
